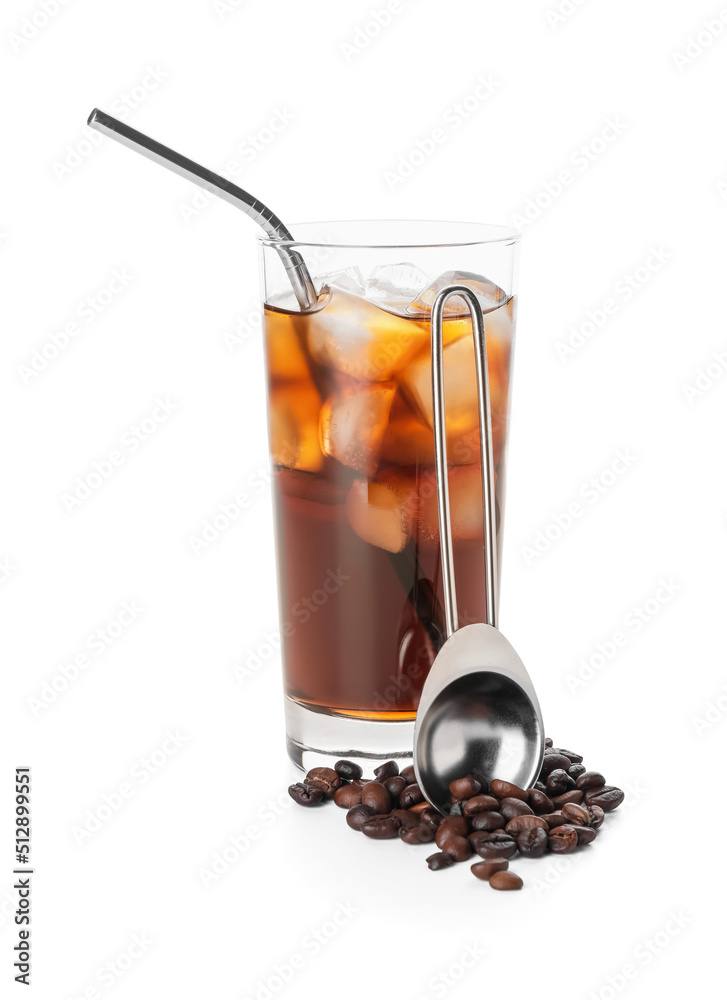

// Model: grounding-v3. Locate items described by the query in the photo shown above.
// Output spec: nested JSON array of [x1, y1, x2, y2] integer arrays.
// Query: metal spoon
[[413, 285, 545, 814]]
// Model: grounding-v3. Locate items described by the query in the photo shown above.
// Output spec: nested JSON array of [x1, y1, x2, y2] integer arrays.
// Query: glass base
[[285, 697, 414, 775]]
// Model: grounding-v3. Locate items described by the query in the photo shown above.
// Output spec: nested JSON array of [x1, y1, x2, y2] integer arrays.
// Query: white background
[[2, 0, 726, 997]]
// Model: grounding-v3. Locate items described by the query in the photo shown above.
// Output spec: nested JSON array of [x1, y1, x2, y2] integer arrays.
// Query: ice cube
[[417, 464, 498, 544], [264, 306, 312, 381], [364, 262, 430, 313], [269, 382, 324, 472], [408, 270, 509, 318], [274, 467, 346, 505], [380, 395, 482, 467], [346, 472, 417, 553], [319, 382, 395, 475], [308, 288, 429, 381], [316, 265, 366, 297]]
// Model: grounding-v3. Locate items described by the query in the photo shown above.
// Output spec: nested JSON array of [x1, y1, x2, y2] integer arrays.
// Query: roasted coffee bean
[[556, 749, 584, 765], [443, 835, 472, 862], [499, 798, 534, 821], [576, 770, 606, 790], [373, 760, 399, 781], [528, 788, 554, 814], [426, 851, 455, 871], [490, 779, 528, 802], [561, 802, 590, 826], [449, 776, 482, 799], [505, 814, 548, 835], [539, 753, 572, 777], [489, 870, 523, 891], [447, 800, 466, 817], [540, 811, 567, 829], [399, 823, 435, 844], [420, 808, 443, 830], [471, 811, 506, 832], [584, 785, 624, 812], [351, 778, 368, 788], [471, 859, 509, 880], [575, 825, 597, 846], [346, 804, 376, 830], [362, 814, 402, 839], [390, 808, 420, 831], [517, 826, 548, 858], [464, 795, 500, 816], [305, 767, 342, 799], [399, 764, 416, 785], [400, 784, 424, 809], [466, 772, 490, 794], [333, 783, 363, 809], [334, 759, 363, 781], [568, 763, 586, 780], [288, 782, 325, 806], [550, 790, 584, 808], [409, 800, 430, 814], [545, 769, 575, 796], [548, 825, 579, 854], [474, 833, 517, 860], [435, 816, 470, 848], [586, 804, 605, 828], [361, 781, 392, 814], [534, 780, 548, 794], [545, 737, 554, 747], [468, 830, 492, 849], [383, 775, 406, 803]]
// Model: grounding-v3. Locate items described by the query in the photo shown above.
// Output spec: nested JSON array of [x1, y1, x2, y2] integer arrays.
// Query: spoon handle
[[430, 286, 499, 636]]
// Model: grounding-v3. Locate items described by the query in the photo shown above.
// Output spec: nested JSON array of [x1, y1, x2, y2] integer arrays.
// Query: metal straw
[[87, 109, 317, 311]]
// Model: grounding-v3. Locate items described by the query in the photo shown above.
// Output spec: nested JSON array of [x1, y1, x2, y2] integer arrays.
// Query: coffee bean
[[333, 783, 363, 809], [334, 759, 363, 781], [586, 805, 605, 828], [419, 808, 443, 830], [550, 790, 584, 808], [545, 737, 553, 747], [505, 815, 548, 835], [466, 772, 490, 794], [305, 767, 342, 799], [539, 753, 571, 777], [561, 802, 589, 826], [399, 823, 435, 844], [435, 816, 470, 848], [288, 782, 325, 806], [390, 808, 420, 831], [474, 833, 517, 860], [545, 769, 575, 796], [471, 859, 509, 880], [556, 749, 584, 764], [383, 775, 406, 803], [426, 851, 455, 870], [362, 814, 401, 839], [447, 800, 466, 817], [399, 765, 416, 785], [489, 870, 523, 891], [346, 804, 376, 830], [528, 788, 554, 814], [400, 784, 424, 809], [548, 825, 579, 854], [490, 779, 528, 801], [584, 786, 624, 812], [361, 781, 392, 814], [533, 780, 548, 793], [464, 795, 500, 816], [575, 825, 597, 846], [568, 764, 586, 780], [443, 835, 472, 862], [517, 826, 548, 858], [499, 798, 534, 821], [373, 760, 399, 781], [468, 830, 493, 849], [470, 811, 505, 832], [576, 770, 605, 790], [449, 776, 482, 799], [409, 800, 430, 814]]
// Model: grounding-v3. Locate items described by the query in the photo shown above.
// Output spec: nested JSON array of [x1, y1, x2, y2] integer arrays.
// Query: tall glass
[[258, 221, 520, 771]]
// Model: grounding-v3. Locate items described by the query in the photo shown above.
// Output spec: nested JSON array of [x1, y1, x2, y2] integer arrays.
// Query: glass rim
[[257, 219, 521, 250]]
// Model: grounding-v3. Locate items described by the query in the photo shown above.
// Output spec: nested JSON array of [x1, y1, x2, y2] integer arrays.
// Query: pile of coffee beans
[[288, 739, 624, 891]]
